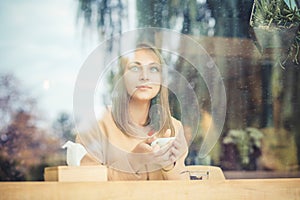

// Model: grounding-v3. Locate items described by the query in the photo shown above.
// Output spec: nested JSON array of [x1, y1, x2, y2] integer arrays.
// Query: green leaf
[[284, 0, 298, 10]]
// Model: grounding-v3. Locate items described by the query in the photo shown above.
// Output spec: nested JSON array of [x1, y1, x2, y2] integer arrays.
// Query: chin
[[131, 93, 157, 102], [132, 96, 153, 102]]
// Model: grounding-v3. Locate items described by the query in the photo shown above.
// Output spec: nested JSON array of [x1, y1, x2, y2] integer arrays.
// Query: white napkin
[[62, 141, 87, 166]]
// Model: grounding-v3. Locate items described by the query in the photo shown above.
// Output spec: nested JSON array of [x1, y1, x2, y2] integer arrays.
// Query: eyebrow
[[127, 61, 161, 66], [128, 61, 142, 65]]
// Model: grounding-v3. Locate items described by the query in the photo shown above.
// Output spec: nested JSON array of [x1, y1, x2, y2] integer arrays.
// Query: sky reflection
[[0, 0, 98, 122]]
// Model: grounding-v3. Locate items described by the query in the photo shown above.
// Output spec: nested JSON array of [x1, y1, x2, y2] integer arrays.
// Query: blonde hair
[[111, 43, 175, 137]]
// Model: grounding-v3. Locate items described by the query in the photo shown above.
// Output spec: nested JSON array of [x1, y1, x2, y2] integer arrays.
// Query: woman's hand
[[131, 137, 158, 154], [128, 129, 184, 173]]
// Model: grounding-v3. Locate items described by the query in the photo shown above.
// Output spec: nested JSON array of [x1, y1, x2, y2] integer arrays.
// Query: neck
[[129, 99, 151, 126]]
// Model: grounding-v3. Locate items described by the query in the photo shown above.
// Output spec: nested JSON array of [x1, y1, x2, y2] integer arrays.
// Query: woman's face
[[123, 48, 162, 102]]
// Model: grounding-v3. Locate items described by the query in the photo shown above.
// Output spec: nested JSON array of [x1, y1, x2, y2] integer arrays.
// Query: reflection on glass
[[189, 170, 209, 180], [181, 170, 210, 180]]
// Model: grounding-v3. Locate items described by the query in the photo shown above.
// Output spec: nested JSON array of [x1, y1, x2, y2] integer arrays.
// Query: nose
[[140, 66, 149, 81]]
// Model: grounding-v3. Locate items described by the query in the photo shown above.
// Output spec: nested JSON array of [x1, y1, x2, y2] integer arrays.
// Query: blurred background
[[0, 0, 299, 180]]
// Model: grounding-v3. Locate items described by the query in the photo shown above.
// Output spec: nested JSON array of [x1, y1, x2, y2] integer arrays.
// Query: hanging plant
[[223, 127, 264, 169], [249, 0, 300, 67]]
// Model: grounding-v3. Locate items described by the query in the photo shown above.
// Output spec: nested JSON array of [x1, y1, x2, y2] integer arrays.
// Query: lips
[[136, 85, 152, 89]]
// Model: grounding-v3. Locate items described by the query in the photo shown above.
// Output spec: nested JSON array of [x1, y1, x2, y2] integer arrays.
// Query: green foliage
[[77, 0, 215, 38], [252, 0, 300, 27], [0, 74, 63, 181], [223, 127, 264, 166], [0, 155, 25, 181], [250, 0, 300, 66]]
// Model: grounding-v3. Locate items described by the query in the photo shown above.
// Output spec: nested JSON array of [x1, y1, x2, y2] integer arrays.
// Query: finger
[[163, 129, 171, 138], [169, 155, 176, 163], [170, 147, 180, 158], [173, 140, 181, 149], [153, 141, 172, 156], [162, 153, 170, 161], [146, 136, 157, 145], [161, 157, 175, 167], [141, 143, 154, 152], [152, 144, 160, 152], [153, 154, 173, 166]]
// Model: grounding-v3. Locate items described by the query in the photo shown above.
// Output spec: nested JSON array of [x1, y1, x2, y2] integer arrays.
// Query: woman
[[77, 43, 189, 180]]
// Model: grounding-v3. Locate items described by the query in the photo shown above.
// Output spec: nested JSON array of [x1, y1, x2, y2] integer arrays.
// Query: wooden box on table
[[44, 166, 107, 182]]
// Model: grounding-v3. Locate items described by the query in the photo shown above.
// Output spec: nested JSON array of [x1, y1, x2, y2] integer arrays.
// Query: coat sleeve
[[162, 118, 190, 180]]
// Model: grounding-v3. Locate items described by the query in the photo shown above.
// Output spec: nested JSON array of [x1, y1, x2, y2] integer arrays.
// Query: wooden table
[[1, 178, 300, 200]]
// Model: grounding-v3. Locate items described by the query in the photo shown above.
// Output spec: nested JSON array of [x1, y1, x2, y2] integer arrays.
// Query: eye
[[129, 65, 140, 72], [149, 65, 160, 73]]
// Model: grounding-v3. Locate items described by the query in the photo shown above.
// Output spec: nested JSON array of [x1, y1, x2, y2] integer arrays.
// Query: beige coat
[[77, 108, 189, 181]]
